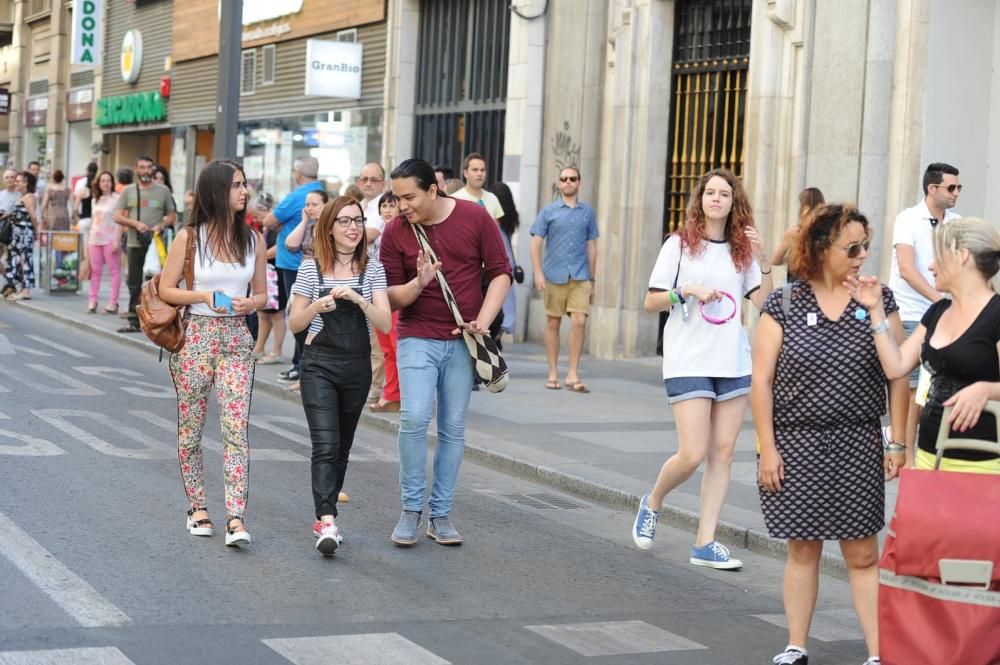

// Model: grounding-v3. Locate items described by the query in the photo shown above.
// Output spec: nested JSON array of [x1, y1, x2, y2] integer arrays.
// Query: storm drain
[[502, 493, 583, 510]]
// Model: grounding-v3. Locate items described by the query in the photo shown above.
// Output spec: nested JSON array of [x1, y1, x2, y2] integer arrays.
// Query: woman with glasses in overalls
[[288, 196, 392, 555]]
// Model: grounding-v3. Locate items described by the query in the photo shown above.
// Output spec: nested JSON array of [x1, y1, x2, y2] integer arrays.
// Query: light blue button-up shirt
[[530, 199, 599, 284]]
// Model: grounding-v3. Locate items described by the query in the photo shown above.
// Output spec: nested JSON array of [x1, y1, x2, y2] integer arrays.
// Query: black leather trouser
[[299, 347, 372, 518]]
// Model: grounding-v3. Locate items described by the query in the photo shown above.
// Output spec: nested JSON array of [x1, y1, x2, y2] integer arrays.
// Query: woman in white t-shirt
[[288, 196, 391, 555], [159, 160, 267, 548], [631, 169, 772, 570]]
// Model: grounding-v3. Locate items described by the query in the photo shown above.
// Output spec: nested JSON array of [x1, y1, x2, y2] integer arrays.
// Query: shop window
[[261, 44, 276, 85], [240, 49, 256, 96]]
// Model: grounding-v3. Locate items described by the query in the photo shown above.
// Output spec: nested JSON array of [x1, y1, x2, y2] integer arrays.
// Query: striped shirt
[[291, 259, 387, 335]]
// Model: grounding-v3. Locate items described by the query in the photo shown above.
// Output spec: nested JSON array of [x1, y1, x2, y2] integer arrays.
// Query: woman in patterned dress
[[4, 171, 39, 300], [41, 170, 71, 231], [751, 204, 909, 665]]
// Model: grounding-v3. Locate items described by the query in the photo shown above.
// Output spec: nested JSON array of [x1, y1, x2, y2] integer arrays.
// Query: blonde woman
[[848, 217, 1000, 474]]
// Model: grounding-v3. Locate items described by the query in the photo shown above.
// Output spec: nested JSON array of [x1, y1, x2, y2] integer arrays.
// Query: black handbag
[[513, 265, 524, 284], [0, 215, 12, 246]]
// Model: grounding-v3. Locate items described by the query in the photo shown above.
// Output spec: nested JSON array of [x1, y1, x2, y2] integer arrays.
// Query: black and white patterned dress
[[759, 281, 897, 540]]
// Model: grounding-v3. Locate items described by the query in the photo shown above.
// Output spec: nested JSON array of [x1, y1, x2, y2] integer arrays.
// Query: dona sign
[[71, 0, 103, 65], [304, 40, 363, 99]]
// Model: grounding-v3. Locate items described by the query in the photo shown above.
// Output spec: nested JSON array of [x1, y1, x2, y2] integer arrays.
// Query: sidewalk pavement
[[12, 283, 900, 577]]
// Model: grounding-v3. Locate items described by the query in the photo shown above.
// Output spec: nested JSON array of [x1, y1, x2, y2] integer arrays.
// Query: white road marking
[[0, 647, 136, 664], [525, 620, 707, 657], [130, 410, 307, 462], [753, 609, 862, 642], [11, 345, 52, 357], [33, 409, 172, 459], [0, 334, 13, 355], [0, 365, 103, 396], [24, 335, 91, 358], [0, 412, 9, 419], [263, 634, 451, 665], [73, 367, 174, 399], [0, 511, 131, 628], [0, 428, 65, 456]]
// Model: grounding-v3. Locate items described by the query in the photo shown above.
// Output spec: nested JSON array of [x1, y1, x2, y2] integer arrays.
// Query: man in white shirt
[[356, 162, 388, 406], [451, 153, 505, 223], [888, 161, 961, 453]]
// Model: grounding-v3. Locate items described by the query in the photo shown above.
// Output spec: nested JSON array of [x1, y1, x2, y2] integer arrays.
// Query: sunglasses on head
[[559, 176, 579, 183], [933, 183, 962, 194]]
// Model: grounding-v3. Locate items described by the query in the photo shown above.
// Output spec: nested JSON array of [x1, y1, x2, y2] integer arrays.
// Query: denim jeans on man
[[397, 336, 474, 518]]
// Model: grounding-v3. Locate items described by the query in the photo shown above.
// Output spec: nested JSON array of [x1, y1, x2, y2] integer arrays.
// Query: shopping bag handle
[[934, 401, 1000, 469], [939, 559, 994, 589]]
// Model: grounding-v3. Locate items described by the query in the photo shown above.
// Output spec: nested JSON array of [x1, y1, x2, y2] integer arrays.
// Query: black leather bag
[[0, 216, 12, 246]]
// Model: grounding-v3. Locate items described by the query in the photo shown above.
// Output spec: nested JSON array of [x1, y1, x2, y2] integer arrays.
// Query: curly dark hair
[[788, 203, 871, 281]]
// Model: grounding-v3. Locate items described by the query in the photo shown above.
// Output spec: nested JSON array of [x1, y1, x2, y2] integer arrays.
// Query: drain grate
[[503, 493, 583, 510]]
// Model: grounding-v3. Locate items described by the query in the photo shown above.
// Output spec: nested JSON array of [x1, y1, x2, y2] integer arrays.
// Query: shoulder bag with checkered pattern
[[410, 222, 509, 393]]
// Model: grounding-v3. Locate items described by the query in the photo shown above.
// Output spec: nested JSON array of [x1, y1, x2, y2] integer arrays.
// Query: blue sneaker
[[632, 494, 659, 550], [690, 541, 743, 569]]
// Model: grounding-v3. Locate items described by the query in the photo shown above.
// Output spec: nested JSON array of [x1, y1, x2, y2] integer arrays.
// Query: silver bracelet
[[871, 319, 890, 335], [883, 442, 906, 453]]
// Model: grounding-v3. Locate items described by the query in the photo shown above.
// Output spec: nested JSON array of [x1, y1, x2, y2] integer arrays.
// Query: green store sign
[[95, 91, 166, 127]]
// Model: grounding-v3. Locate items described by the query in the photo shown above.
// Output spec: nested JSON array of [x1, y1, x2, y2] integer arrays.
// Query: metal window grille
[[663, 0, 752, 234], [28, 78, 48, 96], [69, 70, 95, 88], [261, 44, 276, 85], [414, 0, 510, 180], [240, 49, 256, 96], [336, 29, 358, 43]]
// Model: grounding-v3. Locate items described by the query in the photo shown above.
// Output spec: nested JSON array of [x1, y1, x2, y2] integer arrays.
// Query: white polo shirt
[[888, 199, 959, 322], [363, 196, 384, 260]]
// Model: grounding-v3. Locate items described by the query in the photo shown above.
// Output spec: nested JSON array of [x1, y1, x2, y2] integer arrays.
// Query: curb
[[19, 300, 848, 580]]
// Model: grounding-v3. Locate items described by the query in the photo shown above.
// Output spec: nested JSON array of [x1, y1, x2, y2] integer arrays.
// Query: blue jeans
[[397, 337, 475, 518]]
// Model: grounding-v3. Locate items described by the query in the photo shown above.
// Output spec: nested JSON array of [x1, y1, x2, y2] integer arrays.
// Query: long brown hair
[[188, 159, 254, 265], [798, 187, 825, 222], [677, 168, 755, 271], [313, 196, 368, 275]]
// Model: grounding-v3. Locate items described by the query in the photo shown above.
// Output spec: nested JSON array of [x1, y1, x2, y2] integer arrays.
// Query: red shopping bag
[[878, 462, 1000, 663]]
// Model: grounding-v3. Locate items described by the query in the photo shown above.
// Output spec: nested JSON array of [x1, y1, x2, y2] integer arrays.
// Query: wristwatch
[[871, 319, 890, 335]]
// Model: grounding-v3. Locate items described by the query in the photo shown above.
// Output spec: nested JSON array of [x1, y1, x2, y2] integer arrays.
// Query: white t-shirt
[[888, 199, 959, 322], [363, 196, 384, 260], [451, 188, 504, 221], [649, 235, 762, 379]]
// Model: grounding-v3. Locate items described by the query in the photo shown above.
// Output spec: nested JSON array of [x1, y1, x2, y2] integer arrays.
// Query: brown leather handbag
[[137, 229, 196, 353]]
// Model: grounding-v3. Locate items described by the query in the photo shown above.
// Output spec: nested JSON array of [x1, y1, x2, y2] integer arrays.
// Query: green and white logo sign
[[71, 0, 103, 65]]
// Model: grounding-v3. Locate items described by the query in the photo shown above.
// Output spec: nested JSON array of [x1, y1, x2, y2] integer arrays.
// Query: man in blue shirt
[[530, 166, 599, 393], [263, 155, 323, 382]]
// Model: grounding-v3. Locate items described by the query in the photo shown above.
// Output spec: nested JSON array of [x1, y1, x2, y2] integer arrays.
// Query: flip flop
[[544, 380, 561, 390], [565, 382, 591, 393]]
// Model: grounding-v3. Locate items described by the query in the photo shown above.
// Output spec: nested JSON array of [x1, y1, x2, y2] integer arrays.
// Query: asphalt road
[[0, 304, 869, 664]]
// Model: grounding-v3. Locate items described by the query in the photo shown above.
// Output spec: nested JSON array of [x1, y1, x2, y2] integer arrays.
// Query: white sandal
[[186, 509, 214, 537], [225, 517, 251, 547]]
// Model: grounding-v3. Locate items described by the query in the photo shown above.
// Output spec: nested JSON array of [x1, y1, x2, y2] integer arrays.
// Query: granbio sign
[[304, 40, 363, 99]]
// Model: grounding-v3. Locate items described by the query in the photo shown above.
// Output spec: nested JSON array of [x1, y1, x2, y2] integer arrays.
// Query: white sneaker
[[315, 522, 343, 556]]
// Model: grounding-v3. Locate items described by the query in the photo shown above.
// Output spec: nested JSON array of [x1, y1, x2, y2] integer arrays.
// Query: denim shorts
[[664, 375, 751, 404], [901, 320, 922, 387]]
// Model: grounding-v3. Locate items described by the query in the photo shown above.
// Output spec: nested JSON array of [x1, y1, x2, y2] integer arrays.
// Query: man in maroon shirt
[[380, 159, 511, 547]]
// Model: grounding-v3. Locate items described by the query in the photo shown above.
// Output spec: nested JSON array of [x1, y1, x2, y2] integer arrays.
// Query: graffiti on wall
[[550, 121, 581, 200]]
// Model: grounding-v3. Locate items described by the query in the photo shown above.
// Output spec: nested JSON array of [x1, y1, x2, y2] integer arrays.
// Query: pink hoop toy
[[699, 291, 737, 325]]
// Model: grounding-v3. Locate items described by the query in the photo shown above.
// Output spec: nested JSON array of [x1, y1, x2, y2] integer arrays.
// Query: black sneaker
[[278, 368, 300, 382], [772, 647, 808, 664]]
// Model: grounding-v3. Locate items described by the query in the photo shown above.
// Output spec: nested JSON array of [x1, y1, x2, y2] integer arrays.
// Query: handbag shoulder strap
[[183, 227, 196, 291], [410, 223, 466, 328], [672, 238, 683, 289], [135, 183, 141, 222]]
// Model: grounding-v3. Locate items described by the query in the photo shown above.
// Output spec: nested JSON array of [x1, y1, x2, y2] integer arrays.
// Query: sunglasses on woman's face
[[838, 240, 870, 259]]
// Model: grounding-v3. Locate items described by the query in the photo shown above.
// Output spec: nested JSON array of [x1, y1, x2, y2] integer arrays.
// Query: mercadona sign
[[71, 0, 103, 65], [95, 91, 166, 127]]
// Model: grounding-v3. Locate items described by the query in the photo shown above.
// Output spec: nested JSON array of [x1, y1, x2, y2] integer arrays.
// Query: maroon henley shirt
[[380, 198, 512, 340]]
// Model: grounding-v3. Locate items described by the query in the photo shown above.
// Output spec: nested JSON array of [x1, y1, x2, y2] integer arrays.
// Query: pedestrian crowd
[[4, 152, 998, 665]]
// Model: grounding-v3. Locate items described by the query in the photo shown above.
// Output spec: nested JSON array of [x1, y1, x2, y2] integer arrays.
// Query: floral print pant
[[169, 315, 255, 521]]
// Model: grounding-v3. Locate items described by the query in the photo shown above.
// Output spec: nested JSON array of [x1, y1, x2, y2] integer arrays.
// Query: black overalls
[[299, 261, 373, 519]]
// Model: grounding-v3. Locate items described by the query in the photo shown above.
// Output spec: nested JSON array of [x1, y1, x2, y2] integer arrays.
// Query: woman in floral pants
[[159, 160, 266, 547]]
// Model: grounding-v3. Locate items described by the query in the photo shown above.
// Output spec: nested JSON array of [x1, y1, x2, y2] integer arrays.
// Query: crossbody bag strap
[[314, 258, 325, 293], [135, 183, 141, 224], [410, 223, 466, 328], [183, 227, 196, 292]]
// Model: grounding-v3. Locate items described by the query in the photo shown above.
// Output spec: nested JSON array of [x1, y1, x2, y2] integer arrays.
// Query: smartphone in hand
[[212, 291, 234, 314]]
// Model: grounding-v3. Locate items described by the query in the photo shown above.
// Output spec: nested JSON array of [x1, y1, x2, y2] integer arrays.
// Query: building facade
[[384, 0, 1000, 358]]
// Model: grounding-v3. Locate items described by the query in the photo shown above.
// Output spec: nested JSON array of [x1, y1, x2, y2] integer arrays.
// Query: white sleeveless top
[[188, 227, 255, 317]]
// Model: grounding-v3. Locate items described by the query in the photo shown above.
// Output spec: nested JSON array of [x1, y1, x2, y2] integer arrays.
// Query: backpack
[[137, 230, 195, 353]]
